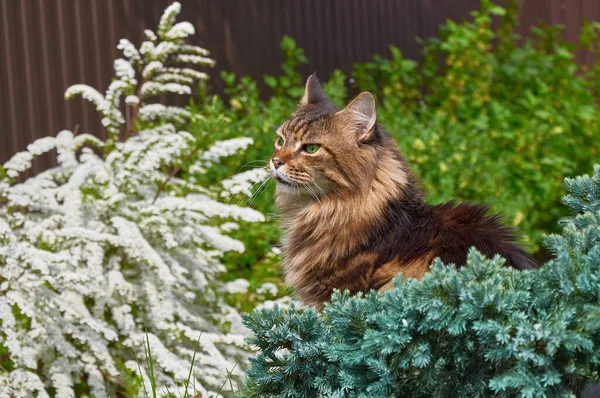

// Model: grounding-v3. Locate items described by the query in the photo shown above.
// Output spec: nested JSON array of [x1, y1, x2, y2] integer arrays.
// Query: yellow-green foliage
[[354, 0, 599, 254], [187, 0, 600, 295]]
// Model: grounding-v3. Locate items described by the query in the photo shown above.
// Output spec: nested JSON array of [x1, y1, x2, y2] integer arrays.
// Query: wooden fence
[[1, 0, 599, 172]]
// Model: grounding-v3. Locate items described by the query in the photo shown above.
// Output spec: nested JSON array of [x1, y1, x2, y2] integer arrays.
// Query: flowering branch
[[152, 144, 201, 204], [65, 1, 214, 147], [0, 3, 264, 397]]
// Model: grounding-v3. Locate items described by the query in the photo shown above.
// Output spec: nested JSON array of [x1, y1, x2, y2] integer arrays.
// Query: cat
[[267, 74, 537, 309]]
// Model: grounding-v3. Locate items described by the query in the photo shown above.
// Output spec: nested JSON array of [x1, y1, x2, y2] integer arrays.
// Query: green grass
[[134, 332, 239, 398]]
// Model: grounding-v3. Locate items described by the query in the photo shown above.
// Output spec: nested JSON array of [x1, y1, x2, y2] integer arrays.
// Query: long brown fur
[[268, 74, 537, 309]]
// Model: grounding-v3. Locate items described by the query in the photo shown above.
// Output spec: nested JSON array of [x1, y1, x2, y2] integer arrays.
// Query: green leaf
[[264, 75, 278, 88], [489, 5, 506, 16]]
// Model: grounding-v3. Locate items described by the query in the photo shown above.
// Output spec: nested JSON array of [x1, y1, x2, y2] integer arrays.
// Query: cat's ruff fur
[[268, 74, 537, 309]]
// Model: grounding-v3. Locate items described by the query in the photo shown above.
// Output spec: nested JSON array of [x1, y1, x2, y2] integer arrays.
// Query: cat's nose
[[272, 158, 285, 169]]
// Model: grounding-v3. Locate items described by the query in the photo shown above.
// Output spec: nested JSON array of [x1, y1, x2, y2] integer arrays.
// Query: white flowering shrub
[[65, 1, 215, 147], [0, 3, 265, 397]]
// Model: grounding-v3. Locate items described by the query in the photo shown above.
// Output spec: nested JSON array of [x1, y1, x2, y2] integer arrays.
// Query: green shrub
[[353, 0, 599, 255], [239, 165, 600, 397], [186, 0, 600, 307]]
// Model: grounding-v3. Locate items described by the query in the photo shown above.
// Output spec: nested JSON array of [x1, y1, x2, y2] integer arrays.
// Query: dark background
[[1, 0, 599, 173]]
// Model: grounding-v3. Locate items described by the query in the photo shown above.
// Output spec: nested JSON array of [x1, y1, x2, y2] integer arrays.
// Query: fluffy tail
[[504, 245, 538, 270]]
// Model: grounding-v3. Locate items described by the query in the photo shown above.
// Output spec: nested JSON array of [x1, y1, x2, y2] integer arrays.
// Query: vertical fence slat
[[18, 1, 36, 150], [1, 0, 19, 161]]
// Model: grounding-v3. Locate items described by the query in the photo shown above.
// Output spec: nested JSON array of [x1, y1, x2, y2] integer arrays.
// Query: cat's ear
[[300, 73, 328, 106], [338, 92, 377, 142]]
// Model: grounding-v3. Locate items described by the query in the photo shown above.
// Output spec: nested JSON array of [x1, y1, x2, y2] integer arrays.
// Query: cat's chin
[[275, 180, 299, 195]]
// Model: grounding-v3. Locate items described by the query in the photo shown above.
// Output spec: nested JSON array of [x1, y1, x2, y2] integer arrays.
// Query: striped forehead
[[278, 117, 311, 141]]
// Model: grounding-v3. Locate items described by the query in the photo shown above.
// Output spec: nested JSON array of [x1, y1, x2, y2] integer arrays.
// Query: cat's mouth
[[268, 161, 298, 187], [275, 175, 294, 186]]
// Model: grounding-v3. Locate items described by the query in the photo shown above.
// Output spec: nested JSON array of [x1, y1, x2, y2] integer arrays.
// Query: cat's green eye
[[276, 137, 284, 146], [305, 144, 321, 154]]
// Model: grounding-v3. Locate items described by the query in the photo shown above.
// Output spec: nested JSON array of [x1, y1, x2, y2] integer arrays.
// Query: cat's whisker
[[218, 161, 268, 186], [247, 178, 273, 207], [303, 183, 321, 205], [263, 196, 277, 209], [312, 181, 327, 199], [238, 160, 268, 171], [241, 177, 270, 208], [220, 167, 267, 206], [234, 176, 268, 207], [314, 192, 322, 206], [253, 178, 273, 205], [266, 212, 282, 221], [232, 176, 266, 206], [308, 186, 321, 205]]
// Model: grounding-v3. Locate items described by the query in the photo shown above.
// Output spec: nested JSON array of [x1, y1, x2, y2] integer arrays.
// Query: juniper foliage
[[241, 165, 600, 397]]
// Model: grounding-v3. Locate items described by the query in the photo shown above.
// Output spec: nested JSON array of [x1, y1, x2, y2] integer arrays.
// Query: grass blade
[[144, 331, 158, 398], [134, 349, 150, 398], [216, 363, 238, 397], [183, 333, 202, 398]]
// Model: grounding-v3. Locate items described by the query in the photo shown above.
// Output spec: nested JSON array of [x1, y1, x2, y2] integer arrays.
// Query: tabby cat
[[268, 74, 537, 309]]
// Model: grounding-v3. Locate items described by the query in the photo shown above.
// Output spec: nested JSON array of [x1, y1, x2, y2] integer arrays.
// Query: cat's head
[[268, 74, 382, 200]]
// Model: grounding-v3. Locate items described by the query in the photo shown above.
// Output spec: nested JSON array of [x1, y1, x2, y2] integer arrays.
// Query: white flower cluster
[[138, 103, 192, 124], [202, 138, 255, 165], [221, 168, 269, 198], [256, 282, 279, 296], [0, 124, 263, 397], [223, 278, 251, 295], [0, 3, 264, 397], [64, 1, 214, 145]]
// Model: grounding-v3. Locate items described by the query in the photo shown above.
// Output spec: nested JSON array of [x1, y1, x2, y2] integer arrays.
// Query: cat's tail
[[505, 247, 539, 270]]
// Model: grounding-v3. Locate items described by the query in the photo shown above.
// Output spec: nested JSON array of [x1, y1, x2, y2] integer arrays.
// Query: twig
[[124, 85, 142, 142], [152, 146, 201, 204]]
